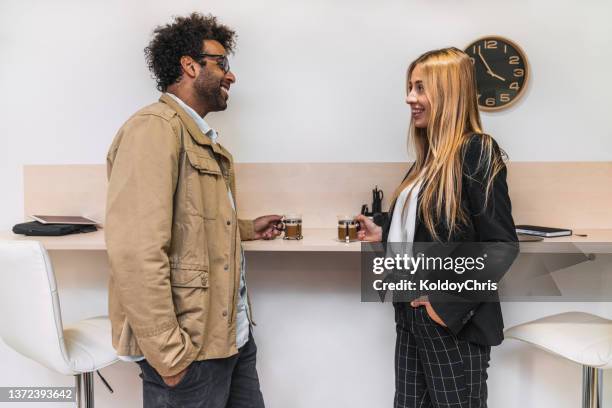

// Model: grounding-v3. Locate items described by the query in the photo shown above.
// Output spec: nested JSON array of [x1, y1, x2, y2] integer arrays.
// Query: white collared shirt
[[166, 93, 219, 143]]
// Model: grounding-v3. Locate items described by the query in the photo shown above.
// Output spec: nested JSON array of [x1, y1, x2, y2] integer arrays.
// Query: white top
[[387, 178, 422, 243]]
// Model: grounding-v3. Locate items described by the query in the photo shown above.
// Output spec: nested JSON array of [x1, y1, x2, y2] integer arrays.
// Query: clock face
[[464, 36, 529, 111]]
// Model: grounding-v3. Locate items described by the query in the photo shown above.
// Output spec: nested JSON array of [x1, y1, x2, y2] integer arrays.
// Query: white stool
[[505, 311, 612, 408], [0, 241, 118, 407]]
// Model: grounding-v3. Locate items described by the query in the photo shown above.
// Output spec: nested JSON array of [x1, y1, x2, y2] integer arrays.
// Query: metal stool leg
[[83, 372, 94, 408], [582, 366, 603, 408], [74, 374, 82, 408]]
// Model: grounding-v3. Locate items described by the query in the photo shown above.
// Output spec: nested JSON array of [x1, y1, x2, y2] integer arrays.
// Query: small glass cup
[[337, 215, 360, 243], [282, 214, 303, 240]]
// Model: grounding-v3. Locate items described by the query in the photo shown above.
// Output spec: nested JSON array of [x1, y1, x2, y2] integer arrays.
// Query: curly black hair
[[144, 12, 236, 92]]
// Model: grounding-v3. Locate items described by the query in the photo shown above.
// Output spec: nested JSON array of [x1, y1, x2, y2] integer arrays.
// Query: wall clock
[[464, 36, 529, 111]]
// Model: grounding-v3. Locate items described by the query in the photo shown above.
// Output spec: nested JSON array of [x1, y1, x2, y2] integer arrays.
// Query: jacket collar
[[159, 93, 233, 163]]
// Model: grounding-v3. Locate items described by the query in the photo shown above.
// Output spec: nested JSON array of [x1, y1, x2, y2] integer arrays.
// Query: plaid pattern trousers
[[394, 305, 491, 408]]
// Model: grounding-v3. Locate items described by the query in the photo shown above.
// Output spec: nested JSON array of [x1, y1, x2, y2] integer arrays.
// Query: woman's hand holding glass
[[355, 214, 382, 242]]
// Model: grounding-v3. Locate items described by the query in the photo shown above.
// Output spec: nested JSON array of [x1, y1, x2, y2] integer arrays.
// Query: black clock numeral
[[513, 69, 525, 77], [500, 93, 510, 103], [484, 40, 498, 49], [485, 98, 496, 107], [509, 56, 520, 65], [469, 57, 475, 65], [504, 45, 507, 54], [509, 82, 520, 91]]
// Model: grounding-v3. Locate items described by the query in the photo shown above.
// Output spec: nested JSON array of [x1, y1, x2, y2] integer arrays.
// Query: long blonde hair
[[393, 47, 506, 241]]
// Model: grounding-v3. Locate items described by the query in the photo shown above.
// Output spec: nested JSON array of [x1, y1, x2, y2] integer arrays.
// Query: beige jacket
[[105, 94, 255, 377]]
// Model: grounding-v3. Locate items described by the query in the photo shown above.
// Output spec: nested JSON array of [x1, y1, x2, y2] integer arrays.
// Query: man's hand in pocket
[[161, 366, 188, 387]]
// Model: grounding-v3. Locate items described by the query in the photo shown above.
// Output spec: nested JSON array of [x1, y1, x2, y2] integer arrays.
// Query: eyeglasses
[[195, 53, 230, 74]]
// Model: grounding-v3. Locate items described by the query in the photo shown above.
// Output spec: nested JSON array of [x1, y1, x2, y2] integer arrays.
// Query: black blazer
[[382, 135, 518, 346]]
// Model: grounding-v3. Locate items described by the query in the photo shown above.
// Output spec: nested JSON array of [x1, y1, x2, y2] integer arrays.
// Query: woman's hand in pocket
[[355, 215, 382, 242], [411, 296, 447, 327]]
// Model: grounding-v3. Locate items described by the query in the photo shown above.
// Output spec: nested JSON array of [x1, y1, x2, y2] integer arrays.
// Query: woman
[[357, 48, 518, 408]]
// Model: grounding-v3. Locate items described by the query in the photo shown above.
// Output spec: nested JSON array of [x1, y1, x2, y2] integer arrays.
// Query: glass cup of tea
[[337, 215, 360, 243], [282, 214, 303, 240]]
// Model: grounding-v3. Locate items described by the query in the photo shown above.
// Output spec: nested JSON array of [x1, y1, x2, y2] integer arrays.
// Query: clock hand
[[490, 72, 506, 82], [478, 48, 506, 81], [477, 48, 495, 74]]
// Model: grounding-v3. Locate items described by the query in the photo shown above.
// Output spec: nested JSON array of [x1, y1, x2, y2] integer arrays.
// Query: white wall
[[1, 0, 612, 230], [1, 1, 611, 407]]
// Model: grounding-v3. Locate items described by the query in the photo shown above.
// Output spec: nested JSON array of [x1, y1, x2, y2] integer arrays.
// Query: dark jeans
[[137, 332, 265, 408]]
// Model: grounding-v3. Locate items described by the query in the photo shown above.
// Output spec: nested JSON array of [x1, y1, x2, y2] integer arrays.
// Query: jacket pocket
[[170, 265, 209, 350], [185, 148, 222, 220], [170, 265, 209, 288]]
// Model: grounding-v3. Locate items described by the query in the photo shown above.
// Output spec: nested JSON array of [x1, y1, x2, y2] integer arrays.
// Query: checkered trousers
[[394, 305, 491, 408]]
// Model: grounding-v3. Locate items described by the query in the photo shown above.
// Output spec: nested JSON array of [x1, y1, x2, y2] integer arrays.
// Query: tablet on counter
[[30, 215, 99, 225]]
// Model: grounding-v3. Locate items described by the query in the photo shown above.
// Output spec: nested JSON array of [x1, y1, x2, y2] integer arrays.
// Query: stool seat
[[505, 311, 612, 369], [64, 316, 117, 374]]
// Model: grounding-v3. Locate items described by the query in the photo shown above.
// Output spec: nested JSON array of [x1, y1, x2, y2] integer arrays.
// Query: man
[[105, 13, 280, 408]]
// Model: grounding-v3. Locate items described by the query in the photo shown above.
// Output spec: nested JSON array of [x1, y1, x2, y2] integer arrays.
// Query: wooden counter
[[2, 228, 612, 252], [0, 228, 360, 252]]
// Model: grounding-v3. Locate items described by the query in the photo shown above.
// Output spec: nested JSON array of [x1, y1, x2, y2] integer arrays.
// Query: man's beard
[[194, 70, 227, 112]]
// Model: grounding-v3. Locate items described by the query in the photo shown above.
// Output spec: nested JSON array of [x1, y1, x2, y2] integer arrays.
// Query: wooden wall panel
[[23, 162, 612, 229]]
